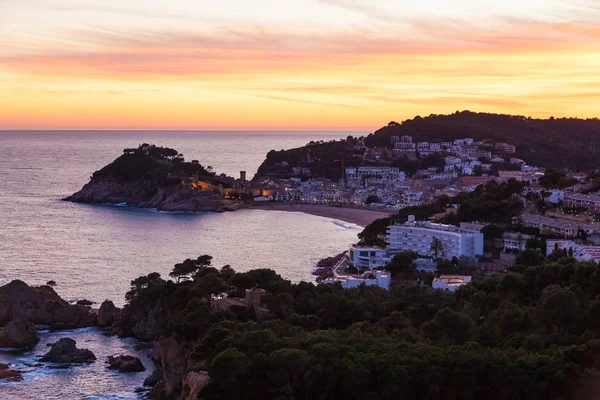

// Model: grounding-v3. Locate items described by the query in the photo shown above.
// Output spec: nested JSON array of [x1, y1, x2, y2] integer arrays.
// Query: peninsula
[[65, 144, 247, 212]]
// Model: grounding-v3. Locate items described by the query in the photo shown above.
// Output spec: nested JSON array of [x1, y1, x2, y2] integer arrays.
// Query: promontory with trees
[[4, 252, 595, 399], [65, 143, 249, 212]]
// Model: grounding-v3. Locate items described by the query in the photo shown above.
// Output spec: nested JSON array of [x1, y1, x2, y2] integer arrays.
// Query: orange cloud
[[2, 15, 600, 129]]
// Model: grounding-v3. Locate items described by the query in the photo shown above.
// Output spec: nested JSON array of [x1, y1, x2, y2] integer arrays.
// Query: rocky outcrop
[[40, 338, 96, 363], [107, 355, 145, 372], [65, 179, 161, 205], [76, 299, 93, 306], [143, 367, 163, 387], [152, 336, 188, 397], [0, 364, 22, 381], [97, 300, 121, 327], [117, 301, 168, 342], [0, 280, 96, 329], [181, 371, 210, 400], [66, 178, 240, 212], [0, 319, 38, 349], [63, 145, 246, 212]]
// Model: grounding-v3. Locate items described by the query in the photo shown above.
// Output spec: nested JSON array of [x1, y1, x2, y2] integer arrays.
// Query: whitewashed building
[[387, 216, 484, 259], [345, 166, 406, 181], [432, 275, 472, 292], [351, 247, 389, 269], [323, 271, 391, 290]]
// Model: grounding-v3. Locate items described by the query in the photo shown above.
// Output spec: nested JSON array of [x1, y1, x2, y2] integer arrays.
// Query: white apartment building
[[502, 232, 530, 252], [417, 142, 430, 150], [429, 172, 458, 180], [387, 217, 484, 259], [394, 142, 416, 150], [518, 214, 597, 238], [546, 240, 600, 263], [465, 147, 492, 160], [323, 190, 343, 202], [432, 275, 472, 292], [564, 193, 600, 213], [414, 258, 437, 272], [323, 270, 391, 290], [429, 143, 442, 152], [345, 166, 405, 181], [351, 247, 389, 269]]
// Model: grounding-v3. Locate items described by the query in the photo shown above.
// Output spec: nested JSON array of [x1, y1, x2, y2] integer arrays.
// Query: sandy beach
[[248, 203, 393, 227]]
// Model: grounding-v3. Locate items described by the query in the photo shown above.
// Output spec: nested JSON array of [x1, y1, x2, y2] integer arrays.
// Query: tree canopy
[[121, 254, 600, 400]]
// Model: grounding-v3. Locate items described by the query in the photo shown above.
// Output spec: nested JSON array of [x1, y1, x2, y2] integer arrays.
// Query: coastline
[[248, 203, 392, 228]]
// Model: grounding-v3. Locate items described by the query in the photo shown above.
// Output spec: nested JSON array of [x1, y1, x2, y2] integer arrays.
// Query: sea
[[0, 130, 363, 399]]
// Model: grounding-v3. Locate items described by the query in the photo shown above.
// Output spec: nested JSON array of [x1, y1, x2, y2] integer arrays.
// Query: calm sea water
[[0, 130, 362, 399]]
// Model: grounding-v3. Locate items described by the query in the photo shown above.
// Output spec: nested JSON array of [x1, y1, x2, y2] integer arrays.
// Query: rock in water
[[0, 363, 23, 381], [76, 299, 93, 306], [0, 280, 96, 328], [0, 368, 23, 381], [0, 319, 39, 349], [107, 355, 146, 372], [97, 300, 121, 327], [41, 338, 96, 363]]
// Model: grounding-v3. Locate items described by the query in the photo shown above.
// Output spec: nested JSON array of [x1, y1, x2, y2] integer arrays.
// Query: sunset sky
[[1, 0, 600, 130]]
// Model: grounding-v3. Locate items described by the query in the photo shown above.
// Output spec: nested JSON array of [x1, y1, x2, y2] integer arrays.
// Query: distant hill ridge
[[365, 110, 600, 171], [253, 111, 600, 182]]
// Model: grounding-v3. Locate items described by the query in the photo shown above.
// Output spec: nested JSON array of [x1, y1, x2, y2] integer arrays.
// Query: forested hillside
[[123, 254, 600, 399], [366, 111, 600, 171]]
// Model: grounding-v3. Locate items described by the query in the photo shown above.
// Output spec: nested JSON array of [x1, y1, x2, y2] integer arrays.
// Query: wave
[[100, 202, 128, 207]]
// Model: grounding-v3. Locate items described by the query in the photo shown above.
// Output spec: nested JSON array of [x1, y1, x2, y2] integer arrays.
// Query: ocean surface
[[0, 130, 363, 399]]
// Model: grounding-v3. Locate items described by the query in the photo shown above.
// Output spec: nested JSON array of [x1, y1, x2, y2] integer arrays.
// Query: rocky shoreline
[[312, 252, 345, 282], [65, 178, 245, 213], [0, 280, 205, 399]]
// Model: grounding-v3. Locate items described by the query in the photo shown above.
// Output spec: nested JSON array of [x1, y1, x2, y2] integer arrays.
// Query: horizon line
[[0, 128, 369, 133]]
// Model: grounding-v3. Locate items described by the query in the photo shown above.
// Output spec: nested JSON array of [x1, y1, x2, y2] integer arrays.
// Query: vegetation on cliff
[[90, 144, 229, 187], [120, 253, 600, 399], [65, 144, 242, 211]]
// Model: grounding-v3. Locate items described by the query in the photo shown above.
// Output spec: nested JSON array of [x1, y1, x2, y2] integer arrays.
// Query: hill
[[253, 112, 600, 183], [366, 111, 600, 171], [109, 253, 600, 399], [65, 144, 244, 212]]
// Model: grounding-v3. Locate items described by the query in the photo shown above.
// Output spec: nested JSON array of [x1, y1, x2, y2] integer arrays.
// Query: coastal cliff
[[65, 144, 246, 212]]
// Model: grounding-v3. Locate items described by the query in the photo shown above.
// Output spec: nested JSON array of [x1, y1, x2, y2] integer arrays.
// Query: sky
[[1, 0, 600, 130]]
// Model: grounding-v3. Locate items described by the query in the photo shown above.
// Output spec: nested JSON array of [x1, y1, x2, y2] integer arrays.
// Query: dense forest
[[253, 139, 357, 181], [122, 253, 600, 400], [366, 111, 600, 172], [93, 144, 231, 187]]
